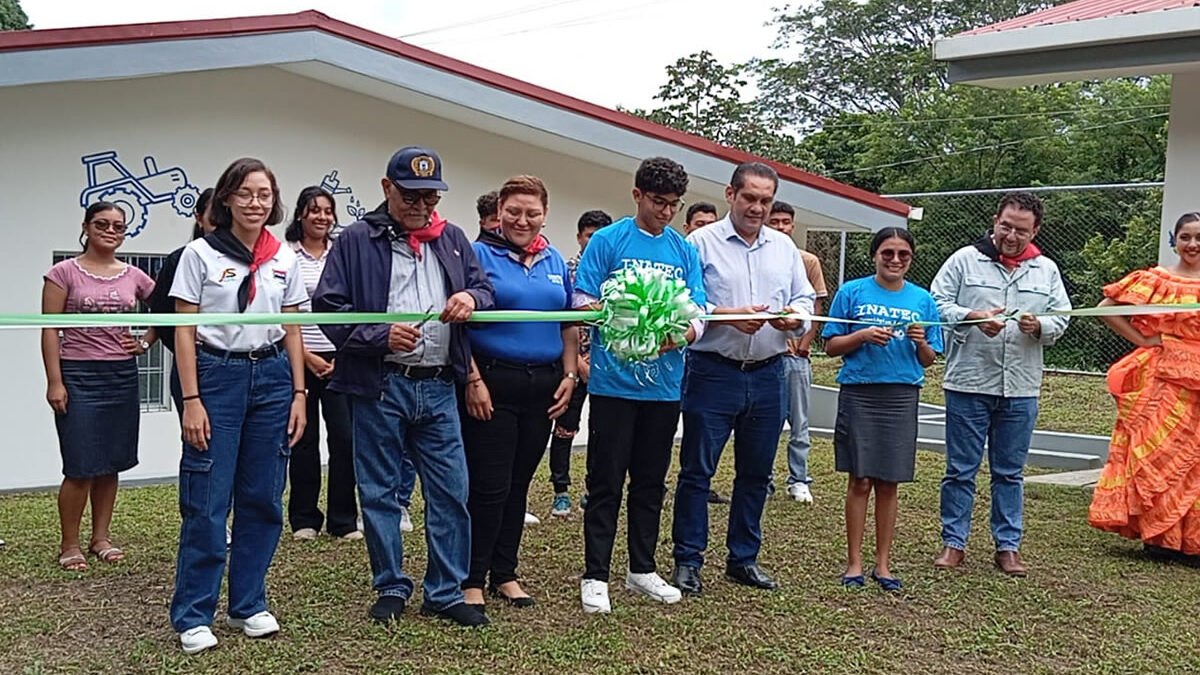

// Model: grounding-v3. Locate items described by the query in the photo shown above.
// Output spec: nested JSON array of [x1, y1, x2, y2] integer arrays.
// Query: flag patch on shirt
[[273, 269, 288, 283]]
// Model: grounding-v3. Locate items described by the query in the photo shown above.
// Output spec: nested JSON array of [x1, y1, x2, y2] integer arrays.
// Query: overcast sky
[[21, 0, 786, 111]]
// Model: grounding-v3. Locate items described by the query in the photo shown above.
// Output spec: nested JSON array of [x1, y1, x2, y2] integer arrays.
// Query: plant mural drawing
[[321, 169, 366, 230], [78, 150, 201, 238]]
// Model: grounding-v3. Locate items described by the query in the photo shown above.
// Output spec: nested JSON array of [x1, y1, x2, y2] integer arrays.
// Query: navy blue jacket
[[313, 207, 495, 396]]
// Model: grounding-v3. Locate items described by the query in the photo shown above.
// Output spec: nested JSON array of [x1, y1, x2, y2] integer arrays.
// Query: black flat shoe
[[724, 563, 779, 590], [671, 564, 703, 597], [368, 595, 407, 625], [419, 601, 490, 627], [488, 585, 535, 608]]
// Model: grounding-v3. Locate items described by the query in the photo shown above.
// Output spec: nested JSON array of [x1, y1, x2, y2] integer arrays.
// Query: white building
[[0, 11, 911, 491], [933, 0, 1200, 264]]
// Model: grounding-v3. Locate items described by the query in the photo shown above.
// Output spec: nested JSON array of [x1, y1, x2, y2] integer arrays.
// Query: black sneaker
[[368, 595, 407, 625], [419, 601, 490, 627]]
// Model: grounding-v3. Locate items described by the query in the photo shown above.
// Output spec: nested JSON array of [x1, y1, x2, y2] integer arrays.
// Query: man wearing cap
[[314, 146, 495, 627]]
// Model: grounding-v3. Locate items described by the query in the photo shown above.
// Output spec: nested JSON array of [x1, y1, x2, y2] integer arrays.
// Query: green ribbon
[[10, 301, 1200, 330]]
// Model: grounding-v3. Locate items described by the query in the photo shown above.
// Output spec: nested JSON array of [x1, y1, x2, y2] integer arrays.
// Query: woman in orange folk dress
[[1089, 212, 1200, 558]]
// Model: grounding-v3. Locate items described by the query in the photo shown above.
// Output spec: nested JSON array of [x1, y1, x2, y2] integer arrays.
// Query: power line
[[819, 104, 1171, 129], [399, 0, 589, 39], [415, 0, 676, 46], [830, 112, 1169, 176]]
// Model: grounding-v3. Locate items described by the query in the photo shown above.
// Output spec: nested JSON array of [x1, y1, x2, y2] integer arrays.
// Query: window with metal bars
[[51, 252, 170, 412]]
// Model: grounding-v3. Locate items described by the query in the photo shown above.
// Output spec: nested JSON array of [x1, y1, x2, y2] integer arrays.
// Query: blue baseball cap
[[386, 146, 449, 191]]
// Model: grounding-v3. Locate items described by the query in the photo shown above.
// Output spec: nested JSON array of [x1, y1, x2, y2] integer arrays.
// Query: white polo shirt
[[169, 238, 308, 351]]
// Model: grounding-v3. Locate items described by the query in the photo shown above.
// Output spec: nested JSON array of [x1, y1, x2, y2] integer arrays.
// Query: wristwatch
[[563, 371, 579, 383], [138, 338, 151, 352]]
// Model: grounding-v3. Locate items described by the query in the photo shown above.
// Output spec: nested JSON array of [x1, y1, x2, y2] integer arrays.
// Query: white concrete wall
[[1159, 71, 1200, 265], [0, 67, 730, 491]]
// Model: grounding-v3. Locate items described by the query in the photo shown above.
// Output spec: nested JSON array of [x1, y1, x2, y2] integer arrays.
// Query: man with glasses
[[670, 162, 815, 597], [572, 157, 706, 614], [313, 146, 495, 627], [929, 191, 1071, 577]]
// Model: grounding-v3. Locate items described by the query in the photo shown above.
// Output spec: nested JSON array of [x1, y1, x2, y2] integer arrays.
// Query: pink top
[[44, 258, 155, 361]]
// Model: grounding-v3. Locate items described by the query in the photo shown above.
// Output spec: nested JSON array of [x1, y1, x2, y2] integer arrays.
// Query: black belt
[[384, 361, 453, 381], [702, 351, 782, 372], [480, 357, 559, 372], [199, 341, 284, 360]]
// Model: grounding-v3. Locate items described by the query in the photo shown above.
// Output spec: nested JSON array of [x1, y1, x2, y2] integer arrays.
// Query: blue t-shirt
[[821, 276, 943, 386], [574, 217, 707, 401], [467, 241, 572, 364]]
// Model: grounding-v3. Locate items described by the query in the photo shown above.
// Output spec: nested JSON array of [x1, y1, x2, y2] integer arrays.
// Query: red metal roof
[[960, 0, 1200, 36], [0, 11, 909, 217]]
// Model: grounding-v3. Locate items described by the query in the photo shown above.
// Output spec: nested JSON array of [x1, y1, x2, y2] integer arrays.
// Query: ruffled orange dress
[[1089, 266, 1200, 553]]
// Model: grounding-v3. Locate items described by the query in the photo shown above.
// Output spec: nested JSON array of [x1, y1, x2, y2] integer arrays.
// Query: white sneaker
[[226, 610, 280, 638], [524, 511, 541, 525], [581, 579, 611, 614], [179, 626, 218, 654], [399, 507, 414, 533], [225, 525, 232, 548], [339, 530, 364, 541], [787, 483, 813, 503], [292, 527, 318, 540], [625, 571, 682, 604]]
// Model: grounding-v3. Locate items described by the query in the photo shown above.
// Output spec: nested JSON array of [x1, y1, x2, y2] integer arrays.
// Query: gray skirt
[[834, 384, 920, 483]]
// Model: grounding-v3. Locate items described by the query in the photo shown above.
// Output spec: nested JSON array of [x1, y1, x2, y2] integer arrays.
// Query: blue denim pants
[[169, 349, 292, 632], [783, 354, 813, 486], [940, 390, 1039, 552], [351, 371, 470, 610], [673, 351, 787, 569]]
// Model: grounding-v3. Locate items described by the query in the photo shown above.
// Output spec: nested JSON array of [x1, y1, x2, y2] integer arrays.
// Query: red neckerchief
[[524, 233, 549, 256], [998, 240, 1040, 271], [204, 228, 282, 311], [405, 211, 447, 260]]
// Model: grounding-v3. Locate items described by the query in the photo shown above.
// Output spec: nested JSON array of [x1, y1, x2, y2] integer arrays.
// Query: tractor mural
[[79, 151, 201, 238]]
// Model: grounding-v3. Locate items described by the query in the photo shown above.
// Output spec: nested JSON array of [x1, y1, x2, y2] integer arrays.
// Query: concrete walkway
[[1026, 468, 1102, 488]]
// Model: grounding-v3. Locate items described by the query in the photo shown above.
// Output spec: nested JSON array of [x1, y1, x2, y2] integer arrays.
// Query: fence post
[[838, 231, 847, 286]]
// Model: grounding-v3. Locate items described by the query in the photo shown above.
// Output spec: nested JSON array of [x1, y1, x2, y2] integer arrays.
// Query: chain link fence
[[807, 183, 1165, 373]]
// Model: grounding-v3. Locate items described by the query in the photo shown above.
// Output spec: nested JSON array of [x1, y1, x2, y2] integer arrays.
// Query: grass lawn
[[3, 426, 1198, 673], [810, 355, 1117, 437]]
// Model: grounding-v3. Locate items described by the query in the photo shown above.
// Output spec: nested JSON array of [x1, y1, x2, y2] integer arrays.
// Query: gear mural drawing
[[78, 150, 200, 238]]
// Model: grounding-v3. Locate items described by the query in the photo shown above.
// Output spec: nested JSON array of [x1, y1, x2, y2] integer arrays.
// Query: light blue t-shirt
[[574, 217, 707, 401], [821, 276, 943, 386]]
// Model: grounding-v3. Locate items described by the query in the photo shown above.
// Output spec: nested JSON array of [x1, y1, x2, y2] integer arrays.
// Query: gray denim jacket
[[930, 244, 1072, 398]]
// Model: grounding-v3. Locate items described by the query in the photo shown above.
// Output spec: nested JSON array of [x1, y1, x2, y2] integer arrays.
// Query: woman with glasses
[[460, 175, 577, 609], [168, 158, 308, 654], [41, 201, 156, 571], [822, 227, 942, 592]]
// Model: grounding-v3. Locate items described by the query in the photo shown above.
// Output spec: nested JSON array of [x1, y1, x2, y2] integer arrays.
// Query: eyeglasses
[[648, 195, 685, 212], [90, 219, 128, 234], [880, 250, 912, 261], [398, 189, 441, 207], [232, 190, 275, 206]]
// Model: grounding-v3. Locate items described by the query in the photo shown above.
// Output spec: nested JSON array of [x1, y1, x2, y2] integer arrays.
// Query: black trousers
[[460, 358, 561, 589], [583, 394, 680, 582], [287, 352, 358, 536], [548, 380, 588, 493]]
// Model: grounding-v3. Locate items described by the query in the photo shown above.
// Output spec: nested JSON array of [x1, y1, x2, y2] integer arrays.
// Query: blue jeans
[[397, 453, 417, 509], [940, 390, 1039, 552], [170, 350, 292, 632], [783, 355, 812, 486], [351, 372, 470, 610], [673, 352, 787, 569]]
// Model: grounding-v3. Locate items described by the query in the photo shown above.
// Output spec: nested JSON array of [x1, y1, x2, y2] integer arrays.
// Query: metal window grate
[[51, 251, 170, 412]]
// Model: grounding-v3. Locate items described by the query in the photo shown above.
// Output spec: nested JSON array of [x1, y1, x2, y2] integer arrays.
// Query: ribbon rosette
[[597, 266, 703, 363]]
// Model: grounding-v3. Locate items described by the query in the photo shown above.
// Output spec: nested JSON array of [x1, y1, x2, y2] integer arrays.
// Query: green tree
[[0, 0, 30, 30], [624, 51, 822, 172]]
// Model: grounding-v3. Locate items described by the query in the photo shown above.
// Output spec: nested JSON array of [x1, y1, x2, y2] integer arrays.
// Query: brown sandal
[[58, 547, 88, 572], [89, 539, 125, 563]]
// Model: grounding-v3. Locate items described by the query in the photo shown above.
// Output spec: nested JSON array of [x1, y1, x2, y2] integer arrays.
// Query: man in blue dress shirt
[[671, 162, 816, 596]]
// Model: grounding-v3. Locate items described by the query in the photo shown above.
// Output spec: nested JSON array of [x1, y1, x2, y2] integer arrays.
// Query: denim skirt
[[833, 384, 919, 483], [55, 359, 140, 478]]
